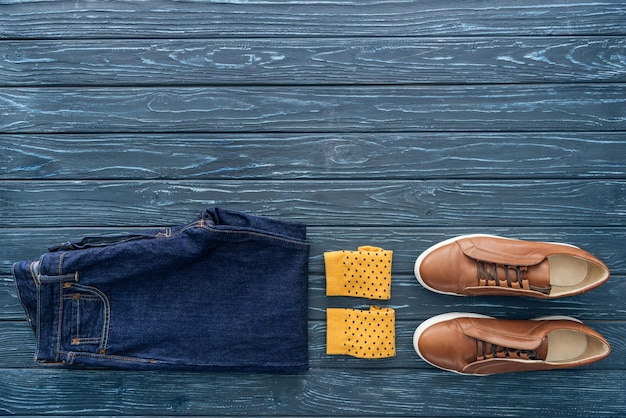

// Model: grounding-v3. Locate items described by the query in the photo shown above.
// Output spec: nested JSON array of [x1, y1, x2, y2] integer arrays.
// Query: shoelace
[[476, 340, 538, 361], [475, 260, 550, 294]]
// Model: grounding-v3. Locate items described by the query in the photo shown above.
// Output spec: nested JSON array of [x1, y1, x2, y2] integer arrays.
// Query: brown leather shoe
[[415, 234, 609, 298], [413, 313, 611, 375]]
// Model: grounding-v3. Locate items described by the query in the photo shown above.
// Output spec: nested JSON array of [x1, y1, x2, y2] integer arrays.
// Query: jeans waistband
[[200, 207, 308, 245]]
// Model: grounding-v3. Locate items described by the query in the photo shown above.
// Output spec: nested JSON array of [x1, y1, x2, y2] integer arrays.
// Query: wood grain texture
[[0, 368, 624, 416], [1, 85, 625, 133], [2, 0, 626, 39], [2, 133, 626, 180], [1, 180, 624, 228], [2, 37, 625, 86]]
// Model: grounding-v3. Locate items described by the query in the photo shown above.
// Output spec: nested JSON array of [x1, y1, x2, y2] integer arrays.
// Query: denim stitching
[[76, 297, 81, 342], [204, 225, 309, 247], [28, 261, 38, 286], [58, 252, 66, 276], [60, 351, 159, 364], [81, 284, 109, 353], [38, 272, 79, 284], [62, 294, 100, 301], [11, 262, 37, 328], [61, 283, 111, 353], [35, 284, 41, 363], [38, 252, 79, 284], [71, 338, 102, 344], [60, 351, 307, 367], [156, 228, 171, 238], [55, 282, 63, 362]]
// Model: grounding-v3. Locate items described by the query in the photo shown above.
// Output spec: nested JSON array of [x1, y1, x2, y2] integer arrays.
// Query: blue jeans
[[12, 208, 310, 372]]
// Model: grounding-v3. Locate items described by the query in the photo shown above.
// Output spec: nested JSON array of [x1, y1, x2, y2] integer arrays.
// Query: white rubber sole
[[413, 234, 581, 296], [413, 313, 581, 375]]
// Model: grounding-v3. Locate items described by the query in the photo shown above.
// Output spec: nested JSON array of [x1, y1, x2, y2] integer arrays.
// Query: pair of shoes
[[412, 234, 612, 375]]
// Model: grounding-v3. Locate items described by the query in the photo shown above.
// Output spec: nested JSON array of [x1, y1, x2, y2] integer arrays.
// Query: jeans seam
[[34, 282, 42, 363], [55, 282, 63, 362], [61, 351, 159, 364], [28, 261, 38, 286], [12, 262, 37, 329], [204, 225, 309, 247], [58, 253, 63, 275]]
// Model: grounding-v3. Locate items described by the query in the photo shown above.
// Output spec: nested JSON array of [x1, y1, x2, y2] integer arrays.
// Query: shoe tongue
[[480, 337, 548, 361], [526, 260, 551, 294]]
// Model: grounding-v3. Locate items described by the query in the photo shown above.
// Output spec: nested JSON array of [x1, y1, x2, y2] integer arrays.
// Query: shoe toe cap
[[417, 244, 470, 295], [415, 320, 471, 373]]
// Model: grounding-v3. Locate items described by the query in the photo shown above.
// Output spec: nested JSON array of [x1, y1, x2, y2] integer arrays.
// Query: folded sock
[[324, 246, 392, 300], [326, 306, 396, 358]]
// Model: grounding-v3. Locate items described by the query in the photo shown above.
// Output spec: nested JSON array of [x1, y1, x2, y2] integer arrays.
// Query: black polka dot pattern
[[324, 246, 392, 300], [342, 247, 392, 300], [326, 306, 396, 359]]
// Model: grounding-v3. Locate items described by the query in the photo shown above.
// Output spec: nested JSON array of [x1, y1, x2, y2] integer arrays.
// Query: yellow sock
[[324, 246, 392, 300], [326, 306, 396, 358]]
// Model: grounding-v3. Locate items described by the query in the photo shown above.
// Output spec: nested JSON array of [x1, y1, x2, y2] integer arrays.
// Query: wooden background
[[1, 0, 625, 416]]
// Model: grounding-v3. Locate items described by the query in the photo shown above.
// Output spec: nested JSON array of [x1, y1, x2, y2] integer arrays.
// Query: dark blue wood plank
[[1, 180, 624, 228], [2, 0, 625, 38], [1, 85, 625, 133], [0, 368, 623, 416], [2, 37, 625, 85], [2, 133, 626, 180]]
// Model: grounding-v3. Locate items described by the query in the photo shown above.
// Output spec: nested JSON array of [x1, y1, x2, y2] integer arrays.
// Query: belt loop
[[38, 271, 79, 285], [35, 254, 79, 285]]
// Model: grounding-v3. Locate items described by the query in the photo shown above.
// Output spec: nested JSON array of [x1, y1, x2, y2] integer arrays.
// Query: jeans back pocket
[[61, 283, 110, 354]]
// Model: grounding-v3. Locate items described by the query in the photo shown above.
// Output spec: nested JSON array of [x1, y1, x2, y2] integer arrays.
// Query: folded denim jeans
[[12, 207, 310, 372]]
